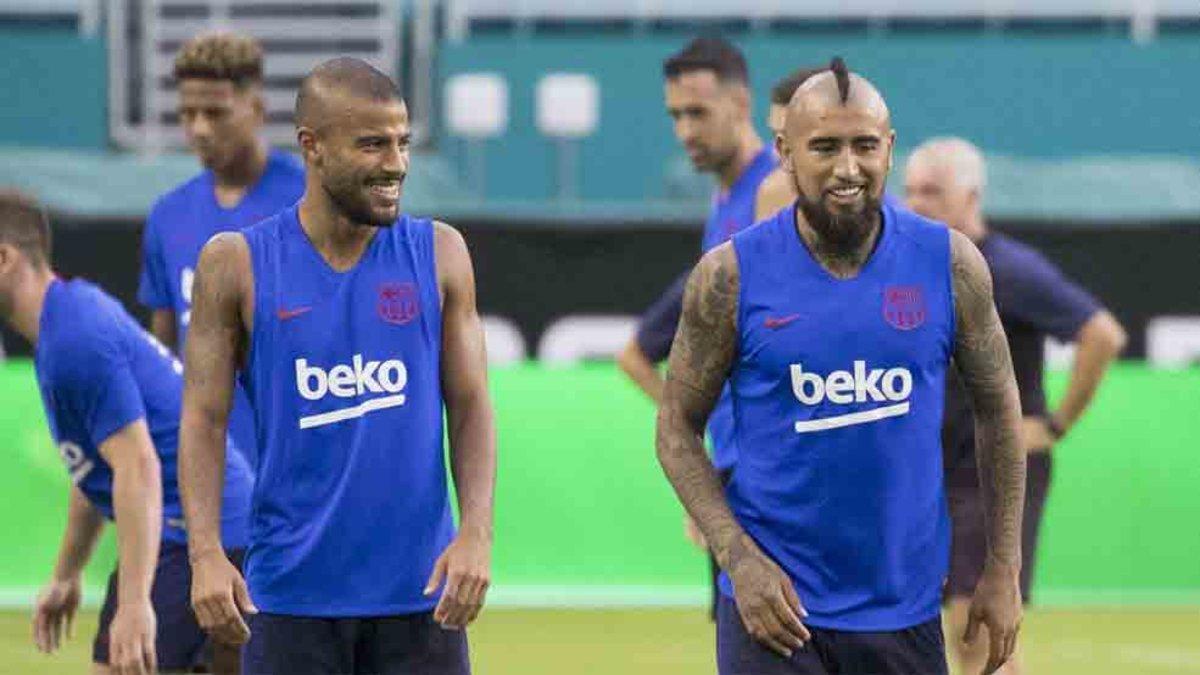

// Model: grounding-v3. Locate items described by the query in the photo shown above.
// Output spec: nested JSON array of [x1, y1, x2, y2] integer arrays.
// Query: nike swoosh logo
[[764, 313, 802, 329], [277, 306, 313, 321]]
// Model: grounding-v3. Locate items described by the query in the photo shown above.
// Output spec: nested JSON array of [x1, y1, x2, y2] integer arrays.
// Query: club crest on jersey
[[882, 285, 926, 330], [378, 282, 419, 325]]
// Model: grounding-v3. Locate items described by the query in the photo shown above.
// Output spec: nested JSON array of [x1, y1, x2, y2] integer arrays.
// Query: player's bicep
[[435, 223, 489, 406], [664, 244, 739, 427], [1005, 261, 1101, 343], [96, 418, 158, 473], [950, 231, 1017, 414], [183, 233, 250, 420]]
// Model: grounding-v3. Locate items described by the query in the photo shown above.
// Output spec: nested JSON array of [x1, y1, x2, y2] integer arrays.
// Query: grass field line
[[1050, 640, 1200, 671]]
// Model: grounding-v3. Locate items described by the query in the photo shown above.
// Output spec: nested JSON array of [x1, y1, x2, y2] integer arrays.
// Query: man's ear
[[776, 133, 793, 174], [0, 243, 21, 276], [297, 127, 320, 166]]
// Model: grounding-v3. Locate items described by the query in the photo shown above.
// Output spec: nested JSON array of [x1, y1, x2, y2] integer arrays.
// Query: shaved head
[[787, 69, 891, 137], [295, 57, 403, 131], [295, 58, 410, 228], [776, 59, 895, 256]]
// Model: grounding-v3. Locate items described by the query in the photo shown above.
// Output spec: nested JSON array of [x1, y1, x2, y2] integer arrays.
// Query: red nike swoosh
[[764, 313, 802, 329], [276, 306, 313, 320]]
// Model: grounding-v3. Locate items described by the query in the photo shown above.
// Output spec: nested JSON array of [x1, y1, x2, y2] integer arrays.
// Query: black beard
[[321, 175, 398, 228], [796, 189, 881, 257]]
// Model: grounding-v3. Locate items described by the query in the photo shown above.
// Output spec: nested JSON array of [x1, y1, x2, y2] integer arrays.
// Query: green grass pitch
[[2, 607, 1197, 674]]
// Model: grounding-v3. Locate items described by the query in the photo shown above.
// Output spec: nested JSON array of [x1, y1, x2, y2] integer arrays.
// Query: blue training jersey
[[721, 202, 954, 631], [35, 279, 252, 548], [702, 146, 777, 471], [239, 206, 454, 616], [138, 149, 305, 462]]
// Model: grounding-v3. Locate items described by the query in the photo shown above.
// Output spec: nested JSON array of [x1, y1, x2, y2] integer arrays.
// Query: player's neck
[[211, 139, 269, 195], [717, 127, 764, 190], [961, 214, 988, 243], [296, 193, 380, 271], [6, 266, 54, 344]]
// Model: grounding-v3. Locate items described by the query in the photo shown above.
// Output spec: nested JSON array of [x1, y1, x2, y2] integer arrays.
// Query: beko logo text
[[294, 355, 408, 429], [296, 355, 407, 400], [789, 361, 913, 433]]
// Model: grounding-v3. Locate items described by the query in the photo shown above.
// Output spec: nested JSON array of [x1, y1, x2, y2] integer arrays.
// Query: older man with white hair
[[905, 138, 1128, 675]]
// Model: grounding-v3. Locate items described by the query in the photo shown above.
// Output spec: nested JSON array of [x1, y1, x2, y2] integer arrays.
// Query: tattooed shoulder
[[666, 243, 739, 398], [686, 242, 739, 329], [948, 229, 1014, 410], [949, 229, 994, 323]]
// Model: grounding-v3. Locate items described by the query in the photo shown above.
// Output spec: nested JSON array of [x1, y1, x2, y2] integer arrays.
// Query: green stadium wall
[[0, 361, 1196, 608], [0, 28, 106, 149]]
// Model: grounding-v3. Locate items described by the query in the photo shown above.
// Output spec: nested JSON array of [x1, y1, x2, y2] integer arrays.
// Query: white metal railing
[[107, 0, 403, 151], [443, 0, 1196, 43]]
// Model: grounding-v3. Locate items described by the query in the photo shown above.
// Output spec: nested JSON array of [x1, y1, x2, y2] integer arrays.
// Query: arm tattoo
[[655, 244, 748, 571], [950, 231, 1026, 570]]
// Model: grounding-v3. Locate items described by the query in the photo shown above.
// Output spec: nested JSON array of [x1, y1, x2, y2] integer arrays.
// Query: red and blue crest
[[882, 285, 926, 331], [378, 282, 420, 325]]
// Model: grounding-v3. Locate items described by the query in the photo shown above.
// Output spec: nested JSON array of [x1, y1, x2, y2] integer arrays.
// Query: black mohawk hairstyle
[[829, 56, 850, 103]]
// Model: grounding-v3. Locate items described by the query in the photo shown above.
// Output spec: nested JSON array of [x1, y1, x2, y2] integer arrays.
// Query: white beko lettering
[[180, 267, 194, 327], [789, 360, 913, 433], [58, 441, 95, 485], [294, 355, 408, 428]]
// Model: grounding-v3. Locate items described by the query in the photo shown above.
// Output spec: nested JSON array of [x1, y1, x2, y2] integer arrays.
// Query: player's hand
[[32, 576, 81, 653], [190, 548, 256, 646], [726, 533, 810, 658], [424, 529, 492, 630], [108, 599, 156, 675], [965, 560, 1022, 674], [1021, 417, 1056, 454], [683, 514, 708, 550]]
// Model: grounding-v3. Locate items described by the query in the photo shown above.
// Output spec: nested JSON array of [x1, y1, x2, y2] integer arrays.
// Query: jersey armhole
[[943, 227, 958, 357], [241, 229, 265, 385]]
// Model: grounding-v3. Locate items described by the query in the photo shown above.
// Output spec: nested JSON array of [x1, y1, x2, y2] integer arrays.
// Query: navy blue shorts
[[94, 541, 244, 669], [717, 595, 947, 675], [243, 612, 470, 675]]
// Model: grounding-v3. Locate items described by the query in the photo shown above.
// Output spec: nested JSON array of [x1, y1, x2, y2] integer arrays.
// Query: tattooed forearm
[[950, 231, 1025, 570], [655, 243, 748, 571]]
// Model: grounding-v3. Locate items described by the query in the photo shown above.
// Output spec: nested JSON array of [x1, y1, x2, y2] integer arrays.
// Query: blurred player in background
[[753, 67, 825, 221], [657, 61, 1026, 674], [0, 190, 251, 674], [905, 137, 1127, 675], [178, 58, 496, 674], [617, 36, 783, 617], [138, 32, 304, 463]]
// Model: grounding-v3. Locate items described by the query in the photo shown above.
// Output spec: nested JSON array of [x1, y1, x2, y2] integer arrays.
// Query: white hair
[[907, 137, 987, 193]]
